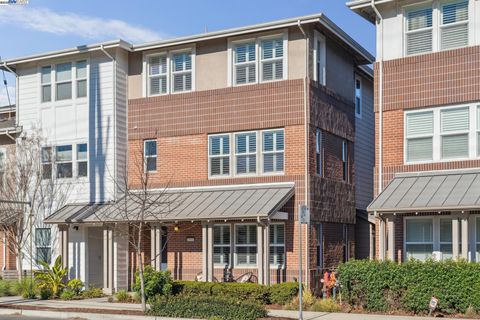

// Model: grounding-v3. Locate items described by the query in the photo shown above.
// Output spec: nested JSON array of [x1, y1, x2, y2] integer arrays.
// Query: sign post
[[298, 205, 310, 320]]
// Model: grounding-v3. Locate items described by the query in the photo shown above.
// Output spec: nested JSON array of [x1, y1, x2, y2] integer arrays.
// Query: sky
[[0, 0, 375, 106]]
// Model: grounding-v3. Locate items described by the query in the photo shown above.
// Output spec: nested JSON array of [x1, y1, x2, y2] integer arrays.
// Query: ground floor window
[[235, 224, 257, 267], [269, 224, 285, 268], [405, 218, 433, 261], [35, 228, 51, 264], [476, 218, 480, 261], [213, 225, 230, 267], [316, 223, 323, 269]]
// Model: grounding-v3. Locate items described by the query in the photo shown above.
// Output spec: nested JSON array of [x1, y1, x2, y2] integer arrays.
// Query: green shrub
[[284, 289, 315, 310], [34, 256, 68, 298], [115, 289, 129, 303], [13, 278, 36, 299], [268, 282, 299, 305], [59, 289, 76, 300], [81, 286, 103, 298], [39, 287, 52, 300], [148, 295, 267, 320], [311, 299, 342, 312], [338, 259, 480, 315], [133, 266, 172, 300], [67, 279, 84, 295], [0, 280, 15, 297]]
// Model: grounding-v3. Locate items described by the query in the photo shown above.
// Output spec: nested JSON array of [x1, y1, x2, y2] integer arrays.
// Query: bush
[[0, 280, 15, 297], [67, 279, 84, 295], [39, 287, 53, 300], [59, 289, 76, 300], [284, 289, 315, 310], [115, 289, 129, 303], [13, 278, 36, 299], [81, 286, 103, 299], [338, 259, 480, 315], [311, 299, 342, 312], [269, 282, 299, 305], [133, 266, 172, 300], [34, 256, 68, 298], [148, 295, 267, 320]]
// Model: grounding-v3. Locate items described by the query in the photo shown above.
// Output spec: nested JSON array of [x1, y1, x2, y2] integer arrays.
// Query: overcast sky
[[0, 0, 375, 106]]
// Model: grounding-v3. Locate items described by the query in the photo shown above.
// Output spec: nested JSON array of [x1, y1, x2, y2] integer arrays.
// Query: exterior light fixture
[[174, 225, 180, 232]]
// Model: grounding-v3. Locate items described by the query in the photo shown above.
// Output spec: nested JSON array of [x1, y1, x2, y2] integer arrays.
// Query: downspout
[[2, 63, 18, 127], [297, 20, 310, 289], [100, 45, 118, 201]]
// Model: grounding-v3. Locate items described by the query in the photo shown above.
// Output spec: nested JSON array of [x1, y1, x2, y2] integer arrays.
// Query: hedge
[[338, 259, 480, 314], [148, 295, 267, 320], [172, 280, 299, 305]]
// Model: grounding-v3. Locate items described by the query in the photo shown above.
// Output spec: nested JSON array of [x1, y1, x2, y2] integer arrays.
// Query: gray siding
[[325, 39, 355, 103], [115, 48, 128, 197]]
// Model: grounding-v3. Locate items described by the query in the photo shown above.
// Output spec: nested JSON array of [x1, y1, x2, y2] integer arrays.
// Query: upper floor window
[[41, 147, 52, 180], [41, 66, 52, 103], [262, 130, 284, 174], [42, 143, 87, 179], [76, 60, 87, 98], [56, 145, 73, 178], [77, 143, 88, 177], [355, 76, 362, 118], [41, 60, 87, 103], [209, 135, 230, 177], [405, 1, 469, 56], [405, 104, 480, 163], [144, 139, 157, 172], [235, 132, 256, 175], [55, 63, 72, 101], [230, 34, 287, 86], [314, 31, 326, 85], [316, 129, 323, 176], [148, 55, 168, 96], [342, 140, 349, 182], [172, 52, 192, 93]]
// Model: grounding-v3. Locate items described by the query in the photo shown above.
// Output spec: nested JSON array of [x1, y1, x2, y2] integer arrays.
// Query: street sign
[[299, 205, 310, 225]]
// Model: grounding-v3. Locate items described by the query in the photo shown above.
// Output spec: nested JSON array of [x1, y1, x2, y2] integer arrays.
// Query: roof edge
[[395, 168, 480, 179]]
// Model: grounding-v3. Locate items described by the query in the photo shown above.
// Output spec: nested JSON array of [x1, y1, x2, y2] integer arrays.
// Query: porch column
[[150, 224, 162, 271], [103, 226, 114, 294], [461, 216, 469, 260], [369, 223, 374, 260], [257, 224, 264, 285], [58, 225, 69, 268], [379, 217, 386, 261], [263, 224, 270, 286], [387, 217, 395, 261], [202, 224, 214, 282], [452, 218, 460, 260]]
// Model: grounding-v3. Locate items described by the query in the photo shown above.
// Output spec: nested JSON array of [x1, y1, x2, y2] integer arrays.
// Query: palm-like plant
[[34, 255, 68, 298]]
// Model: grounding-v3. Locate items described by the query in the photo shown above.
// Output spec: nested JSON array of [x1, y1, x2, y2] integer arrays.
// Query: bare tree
[[0, 131, 71, 280]]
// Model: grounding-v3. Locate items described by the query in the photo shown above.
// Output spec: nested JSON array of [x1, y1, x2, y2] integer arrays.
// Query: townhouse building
[[348, 0, 480, 262], [1, 13, 374, 292]]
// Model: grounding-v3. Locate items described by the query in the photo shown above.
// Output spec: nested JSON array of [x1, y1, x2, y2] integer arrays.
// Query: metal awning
[[45, 182, 295, 224], [368, 169, 480, 214]]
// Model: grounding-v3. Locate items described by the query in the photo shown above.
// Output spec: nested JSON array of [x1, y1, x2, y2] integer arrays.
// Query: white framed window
[[41, 147, 52, 180], [404, 0, 469, 56], [405, 111, 434, 162], [260, 38, 284, 82], [405, 218, 434, 261], [235, 224, 257, 267], [262, 129, 284, 174], [76, 60, 87, 98], [41, 66, 52, 103], [235, 132, 257, 175], [269, 223, 285, 268], [171, 51, 192, 93], [209, 134, 230, 177], [440, 107, 469, 159], [77, 143, 88, 177], [316, 129, 323, 176], [316, 223, 323, 268], [56, 145, 73, 179], [144, 140, 157, 173], [148, 55, 168, 96], [234, 41, 257, 85], [342, 140, 349, 182], [355, 76, 362, 118], [55, 62, 72, 101], [36, 228, 51, 264], [314, 31, 326, 85], [213, 225, 231, 267], [439, 218, 453, 259]]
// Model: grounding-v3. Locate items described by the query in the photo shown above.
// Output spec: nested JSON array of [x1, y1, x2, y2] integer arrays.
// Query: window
[[342, 140, 349, 182], [316, 223, 323, 268], [314, 31, 326, 85], [405, 6, 433, 56], [441, 1, 469, 50], [234, 42, 256, 85], [343, 224, 349, 262], [261, 38, 284, 82], [235, 132, 256, 175], [209, 135, 230, 177], [148, 55, 168, 96], [144, 140, 157, 172], [171, 52, 192, 93], [355, 76, 362, 117], [213, 225, 230, 267], [269, 224, 285, 267], [55, 62, 72, 101], [405, 218, 433, 261], [77, 143, 88, 177], [405, 111, 434, 162], [35, 228, 51, 264], [440, 218, 453, 259], [262, 130, 284, 174], [56, 145, 73, 178], [41, 147, 52, 180], [41, 66, 52, 103], [0, 149, 5, 187], [76, 60, 87, 98], [316, 129, 323, 176], [441, 107, 469, 159], [235, 224, 257, 267]]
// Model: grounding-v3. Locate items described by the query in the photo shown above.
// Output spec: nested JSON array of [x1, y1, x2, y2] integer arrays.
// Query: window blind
[[406, 8, 433, 55], [236, 132, 256, 174], [235, 43, 256, 85], [209, 135, 230, 176], [441, 1, 468, 50], [149, 55, 168, 95], [441, 107, 469, 132], [442, 134, 469, 159], [261, 38, 283, 81], [172, 53, 192, 93], [263, 130, 284, 173]]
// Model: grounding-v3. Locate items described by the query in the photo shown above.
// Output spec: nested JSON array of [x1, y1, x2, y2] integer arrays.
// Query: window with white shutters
[[441, 1, 468, 50], [234, 42, 256, 85], [405, 111, 434, 162], [144, 140, 157, 172], [262, 129, 284, 174], [235, 224, 257, 267], [214, 225, 231, 267], [209, 135, 230, 177], [235, 132, 256, 175], [148, 55, 168, 96], [56, 145, 73, 178], [261, 38, 284, 82], [441, 107, 469, 159], [405, 7, 433, 55], [55, 63, 72, 101], [316, 129, 323, 176], [76, 60, 87, 98], [41, 66, 52, 103], [269, 224, 285, 267], [172, 52, 192, 93]]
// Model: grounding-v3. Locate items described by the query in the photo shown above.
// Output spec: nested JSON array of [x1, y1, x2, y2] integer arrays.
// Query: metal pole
[[298, 207, 303, 320]]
